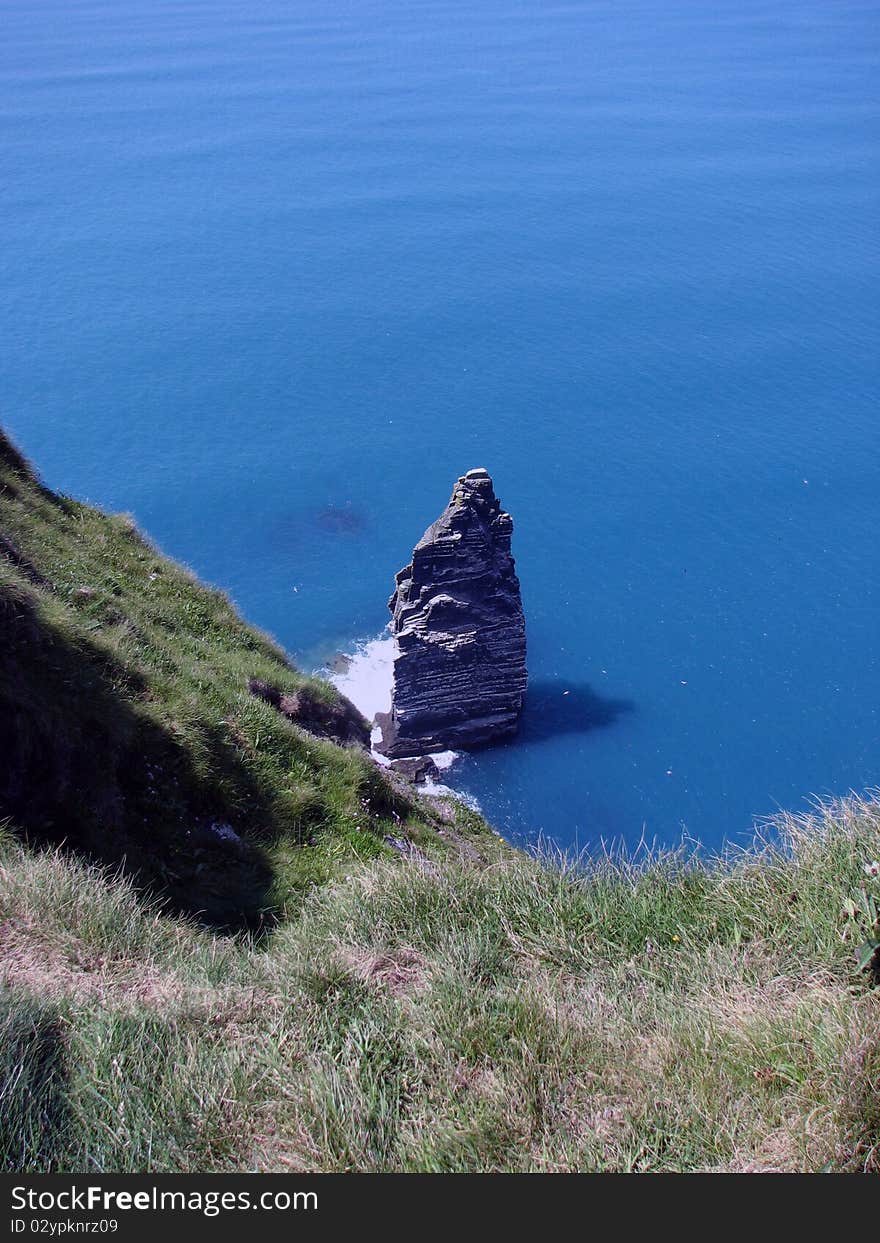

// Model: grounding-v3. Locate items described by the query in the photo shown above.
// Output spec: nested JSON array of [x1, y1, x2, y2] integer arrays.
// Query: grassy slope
[[0, 429, 497, 927], [1, 429, 878, 1172], [1, 802, 878, 1173]]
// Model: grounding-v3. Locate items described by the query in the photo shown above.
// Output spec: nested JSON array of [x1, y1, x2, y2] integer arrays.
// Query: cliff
[[377, 468, 527, 758], [2, 429, 878, 1175], [0, 428, 498, 928]]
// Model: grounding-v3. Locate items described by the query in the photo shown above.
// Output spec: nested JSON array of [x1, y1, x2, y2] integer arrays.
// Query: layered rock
[[375, 468, 527, 758], [388, 755, 441, 784]]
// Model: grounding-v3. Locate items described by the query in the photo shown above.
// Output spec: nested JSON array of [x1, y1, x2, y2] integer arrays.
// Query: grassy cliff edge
[[0, 428, 497, 928], [1, 429, 878, 1172]]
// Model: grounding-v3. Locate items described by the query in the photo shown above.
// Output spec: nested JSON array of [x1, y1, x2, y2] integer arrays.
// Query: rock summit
[[376, 468, 527, 757]]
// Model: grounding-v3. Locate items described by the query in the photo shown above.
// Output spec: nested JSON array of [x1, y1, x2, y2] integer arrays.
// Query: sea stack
[[376, 468, 527, 758]]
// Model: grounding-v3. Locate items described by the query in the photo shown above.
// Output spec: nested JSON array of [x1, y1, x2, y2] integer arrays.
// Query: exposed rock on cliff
[[247, 677, 370, 748], [388, 755, 441, 784], [376, 468, 527, 758]]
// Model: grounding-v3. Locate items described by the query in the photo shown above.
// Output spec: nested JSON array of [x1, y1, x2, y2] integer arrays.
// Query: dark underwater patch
[[314, 503, 365, 534]]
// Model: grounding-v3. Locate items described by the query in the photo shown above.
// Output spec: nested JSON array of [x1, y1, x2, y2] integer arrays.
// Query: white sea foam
[[328, 634, 396, 721], [324, 635, 479, 809], [421, 779, 482, 811]]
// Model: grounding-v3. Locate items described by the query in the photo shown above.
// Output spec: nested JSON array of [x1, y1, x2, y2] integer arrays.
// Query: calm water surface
[[3, 0, 878, 850]]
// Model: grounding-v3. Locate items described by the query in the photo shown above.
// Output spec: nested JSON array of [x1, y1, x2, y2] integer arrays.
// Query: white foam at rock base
[[328, 635, 395, 721], [325, 635, 479, 809]]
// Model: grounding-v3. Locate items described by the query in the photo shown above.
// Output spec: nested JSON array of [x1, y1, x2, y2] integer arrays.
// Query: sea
[[3, 0, 878, 853]]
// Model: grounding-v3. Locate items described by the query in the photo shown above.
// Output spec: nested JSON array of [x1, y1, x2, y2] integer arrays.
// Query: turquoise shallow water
[[3, 0, 878, 851]]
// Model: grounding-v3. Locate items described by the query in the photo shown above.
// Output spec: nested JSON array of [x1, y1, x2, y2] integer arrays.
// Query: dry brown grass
[[2, 795, 880, 1172]]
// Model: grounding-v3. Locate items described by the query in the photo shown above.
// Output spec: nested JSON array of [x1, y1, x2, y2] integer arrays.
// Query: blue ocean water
[[2, 0, 878, 852]]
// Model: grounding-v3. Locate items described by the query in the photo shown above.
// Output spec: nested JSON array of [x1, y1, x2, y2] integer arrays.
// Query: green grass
[[0, 427, 499, 927], [2, 427, 878, 1171], [0, 798, 878, 1172]]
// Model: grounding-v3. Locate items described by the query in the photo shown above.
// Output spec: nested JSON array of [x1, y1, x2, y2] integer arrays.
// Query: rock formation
[[387, 755, 441, 784], [375, 468, 527, 758], [247, 677, 370, 748]]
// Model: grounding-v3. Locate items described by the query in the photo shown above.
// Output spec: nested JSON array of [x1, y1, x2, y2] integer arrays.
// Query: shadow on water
[[518, 679, 634, 744], [314, 503, 366, 534], [265, 503, 368, 547]]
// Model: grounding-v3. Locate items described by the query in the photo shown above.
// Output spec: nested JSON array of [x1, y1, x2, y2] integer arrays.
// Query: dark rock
[[278, 688, 370, 748], [247, 677, 282, 709], [388, 755, 441, 784], [376, 468, 527, 758], [247, 677, 370, 748]]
